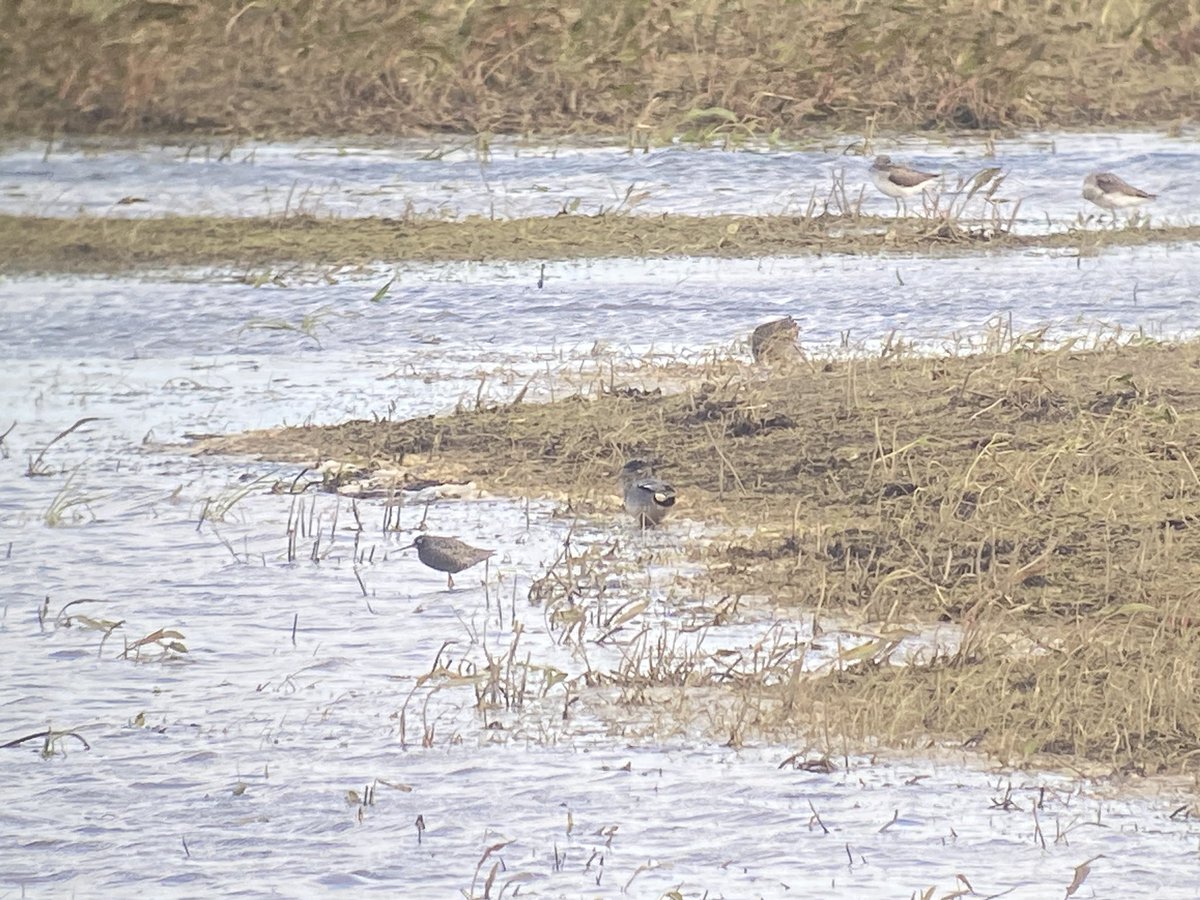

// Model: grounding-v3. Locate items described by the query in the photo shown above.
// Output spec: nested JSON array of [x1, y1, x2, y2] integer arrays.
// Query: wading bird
[[750, 316, 802, 365], [619, 459, 677, 528], [869, 155, 939, 215], [1082, 172, 1156, 221], [402, 534, 494, 590]]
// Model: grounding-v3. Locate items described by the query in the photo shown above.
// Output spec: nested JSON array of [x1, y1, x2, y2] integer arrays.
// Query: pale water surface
[[1, 131, 1197, 229], [3, 225, 1200, 894]]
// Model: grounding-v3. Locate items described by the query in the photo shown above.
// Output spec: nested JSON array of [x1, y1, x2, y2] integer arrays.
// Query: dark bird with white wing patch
[[619, 459, 677, 528]]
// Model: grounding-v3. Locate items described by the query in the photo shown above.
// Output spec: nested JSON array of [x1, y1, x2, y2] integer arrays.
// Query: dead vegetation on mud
[[199, 333, 1200, 774], [4, 0, 1199, 137], [3, 210, 1197, 275]]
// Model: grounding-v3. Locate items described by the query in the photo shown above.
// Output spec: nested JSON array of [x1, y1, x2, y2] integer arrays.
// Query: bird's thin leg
[[447, 573, 454, 590]]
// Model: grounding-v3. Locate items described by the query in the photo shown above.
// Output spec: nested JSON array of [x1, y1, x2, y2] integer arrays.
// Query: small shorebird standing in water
[[402, 534, 494, 589], [869, 155, 939, 215], [1082, 172, 1156, 221], [619, 459, 677, 528]]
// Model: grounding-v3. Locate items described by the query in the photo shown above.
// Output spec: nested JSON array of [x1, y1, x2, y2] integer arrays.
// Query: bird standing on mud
[[869, 155, 939, 215], [619, 459, 677, 527], [402, 534, 494, 589], [750, 316, 802, 365], [1082, 172, 1155, 219]]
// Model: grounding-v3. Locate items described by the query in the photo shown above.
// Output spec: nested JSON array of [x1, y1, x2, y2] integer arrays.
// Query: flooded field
[[4, 132, 1200, 895], [2, 131, 1197, 231], [6, 245, 1200, 378]]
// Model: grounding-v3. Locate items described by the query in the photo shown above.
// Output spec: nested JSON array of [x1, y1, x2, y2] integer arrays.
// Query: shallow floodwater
[[1, 131, 1197, 230], [4, 249, 1200, 895]]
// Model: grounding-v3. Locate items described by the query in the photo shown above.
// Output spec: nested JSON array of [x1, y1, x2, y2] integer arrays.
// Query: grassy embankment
[[4, 1, 1197, 273], [2, 0, 1199, 139], [200, 334, 1200, 775]]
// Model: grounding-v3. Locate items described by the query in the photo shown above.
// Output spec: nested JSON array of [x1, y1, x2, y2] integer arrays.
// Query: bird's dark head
[[871, 155, 892, 169], [620, 459, 656, 479], [402, 534, 429, 551]]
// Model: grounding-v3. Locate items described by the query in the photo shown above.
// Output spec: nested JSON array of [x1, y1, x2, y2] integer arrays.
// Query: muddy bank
[[4, 211, 1199, 274], [196, 336, 1200, 772]]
